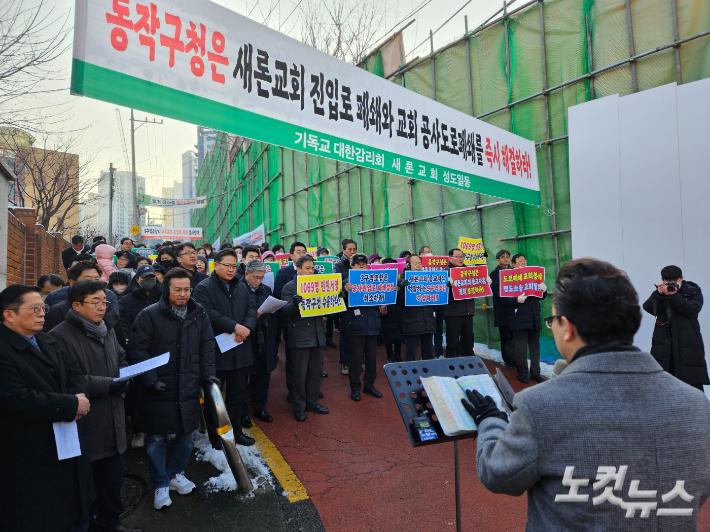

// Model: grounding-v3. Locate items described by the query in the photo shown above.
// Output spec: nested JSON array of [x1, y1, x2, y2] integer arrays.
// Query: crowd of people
[[1, 231, 707, 532]]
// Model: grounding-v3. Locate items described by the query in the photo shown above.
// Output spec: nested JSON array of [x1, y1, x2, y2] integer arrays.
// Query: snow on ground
[[474, 343, 554, 379], [194, 431, 274, 494]]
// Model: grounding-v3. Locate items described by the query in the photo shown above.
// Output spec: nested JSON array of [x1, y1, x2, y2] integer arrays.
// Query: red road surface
[[259, 339, 710, 531]]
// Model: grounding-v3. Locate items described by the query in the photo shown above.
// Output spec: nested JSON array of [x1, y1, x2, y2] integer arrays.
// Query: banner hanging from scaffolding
[[71, 0, 540, 205], [138, 193, 207, 208]]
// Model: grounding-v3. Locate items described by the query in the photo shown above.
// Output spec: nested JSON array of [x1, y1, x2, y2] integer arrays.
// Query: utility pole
[[129, 109, 163, 231], [108, 163, 114, 244]]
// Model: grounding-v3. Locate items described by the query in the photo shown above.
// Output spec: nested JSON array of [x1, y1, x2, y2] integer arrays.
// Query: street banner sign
[[138, 193, 206, 208], [141, 226, 202, 240], [404, 271, 448, 306], [348, 269, 397, 306], [296, 274, 346, 317], [72, 0, 540, 204], [499, 266, 546, 298], [450, 266, 492, 300]]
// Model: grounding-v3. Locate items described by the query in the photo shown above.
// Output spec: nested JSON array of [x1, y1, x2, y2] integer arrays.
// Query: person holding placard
[[281, 255, 329, 421], [490, 250, 516, 370], [504, 254, 548, 384], [0, 284, 94, 532], [344, 254, 383, 402], [397, 254, 437, 362], [334, 239, 358, 375], [446, 248, 476, 358]]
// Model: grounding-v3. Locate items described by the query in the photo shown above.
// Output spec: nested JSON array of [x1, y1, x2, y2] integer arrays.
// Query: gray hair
[[245, 259, 267, 273]]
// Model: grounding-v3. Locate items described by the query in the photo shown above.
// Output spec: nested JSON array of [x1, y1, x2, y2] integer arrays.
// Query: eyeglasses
[[171, 287, 192, 294], [249, 275, 265, 281], [179, 251, 197, 257], [216, 262, 238, 270], [543, 315, 562, 328], [82, 300, 108, 309], [16, 304, 50, 315]]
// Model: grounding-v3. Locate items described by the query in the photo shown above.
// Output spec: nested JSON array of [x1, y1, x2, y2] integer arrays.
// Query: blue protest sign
[[404, 271, 449, 306], [348, 269, 397, 306]]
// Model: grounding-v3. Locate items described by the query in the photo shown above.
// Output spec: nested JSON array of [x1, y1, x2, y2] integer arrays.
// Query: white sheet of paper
[[258, 295, 288, 314], [216, 332, 243, 353], [263, 271, 275, 292], [53, 421, 82, 460], [114, 352, 170, 382]]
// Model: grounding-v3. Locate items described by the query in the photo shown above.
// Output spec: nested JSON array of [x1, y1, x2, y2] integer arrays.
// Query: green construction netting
[[192, 0, 710, 361]]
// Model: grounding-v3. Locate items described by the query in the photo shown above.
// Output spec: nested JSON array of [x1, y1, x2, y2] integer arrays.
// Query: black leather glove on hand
[[152, 380, 167, 392], [461, 389, 508, 425], [202, 376, 220, 387], [292, 295, 304, 305], [108, 380, 130, 395]]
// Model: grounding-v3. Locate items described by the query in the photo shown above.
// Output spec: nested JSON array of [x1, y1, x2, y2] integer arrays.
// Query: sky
[[23, 0, 509, 198]]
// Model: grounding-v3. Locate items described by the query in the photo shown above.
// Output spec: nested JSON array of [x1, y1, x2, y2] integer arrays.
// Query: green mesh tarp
[[192, 0, 710, 362]]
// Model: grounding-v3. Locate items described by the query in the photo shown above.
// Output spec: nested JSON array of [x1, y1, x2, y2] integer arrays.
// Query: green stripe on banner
[[71, 59, 541, 205]]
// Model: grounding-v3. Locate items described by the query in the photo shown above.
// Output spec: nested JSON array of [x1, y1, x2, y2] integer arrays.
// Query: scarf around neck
[[69, 309, 108, 344]]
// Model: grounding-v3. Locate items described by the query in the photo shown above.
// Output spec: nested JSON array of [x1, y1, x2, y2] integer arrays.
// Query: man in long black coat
[[0, 285, 93, 532], [193, 248, 257, 444], [127, 268, 217, 511], [643, 264, 708, 391], [490, 249, 515, 369]]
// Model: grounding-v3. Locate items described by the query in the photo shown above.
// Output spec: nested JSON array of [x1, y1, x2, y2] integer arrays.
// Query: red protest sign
[[499, 266, 546, 298], [421, 256, 449, 271], [274, 254, 290, 268], [450, 266, 492, 300]]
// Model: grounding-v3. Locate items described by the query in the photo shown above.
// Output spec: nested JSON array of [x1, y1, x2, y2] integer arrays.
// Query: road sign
[[130, 225, 141, 235]]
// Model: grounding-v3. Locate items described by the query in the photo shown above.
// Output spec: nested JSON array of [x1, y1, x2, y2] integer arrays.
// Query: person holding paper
[[281, 255, 329, 421], [462, 258, 710, 531], [193, 248, 258, 442], [49, 281, 143, 532], [343, 254, 383, 402], [241, 259, 279, 422], [0, 284, 94, 532], [503, 253, 548, 384], [397, 254, 436, 362], [128, 268, 217, 511]]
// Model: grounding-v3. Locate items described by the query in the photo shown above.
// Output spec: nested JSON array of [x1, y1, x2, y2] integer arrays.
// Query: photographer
[[643, 265, 708, 391]]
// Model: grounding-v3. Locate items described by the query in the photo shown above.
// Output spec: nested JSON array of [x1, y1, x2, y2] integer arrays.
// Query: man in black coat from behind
[[643, 264, 708, 391], [503, 253, 548, 384], [62, 234, 91, 271], [273, 241, 308, 401], [193, 249, 258, 445], [0, 285, 93, 532], [490, 249, 516, 369], [127, 268, 217, 511]]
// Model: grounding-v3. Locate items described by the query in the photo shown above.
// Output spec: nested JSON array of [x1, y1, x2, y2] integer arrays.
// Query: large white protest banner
[[233, 224, 265, 246], [138, 193, 207, 208], [72, 0, 540, 204]]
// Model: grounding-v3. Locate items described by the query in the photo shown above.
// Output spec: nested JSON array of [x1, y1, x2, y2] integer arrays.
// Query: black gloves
[[152, 380, 167, 392], [202, 376, 220, 387], [461, 389, 508, 425], [292, 295, 304, 305], [108, 379, 130, 395]]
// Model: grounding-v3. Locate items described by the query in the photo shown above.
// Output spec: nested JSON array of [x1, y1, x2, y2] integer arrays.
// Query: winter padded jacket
[[281, 276, 326, 348]]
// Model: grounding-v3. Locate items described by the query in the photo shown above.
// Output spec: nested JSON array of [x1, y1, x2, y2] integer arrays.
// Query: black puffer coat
[[281, 276, 326, 348], [193, 272, 258, 371], [119, 282, 163, 340], [396, 275, 436, 336], [241, 277, 279, 374], [504, 290, 547, 331], [447, 262, 476, 317], [489, 265, 510, 328], [127, 290, 216, 434], [379, 304, 403, 344], [643, 281, 708, 386], [343, 290, 381, 336]]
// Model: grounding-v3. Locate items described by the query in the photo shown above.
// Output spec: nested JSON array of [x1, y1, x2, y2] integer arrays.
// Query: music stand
[[384, 356, 514, 532]]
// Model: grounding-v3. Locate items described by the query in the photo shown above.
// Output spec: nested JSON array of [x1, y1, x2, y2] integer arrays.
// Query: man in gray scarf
[[49, 281, 144, 532]]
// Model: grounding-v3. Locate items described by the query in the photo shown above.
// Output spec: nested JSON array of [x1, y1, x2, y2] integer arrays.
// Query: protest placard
[[319, 256, 340, 264], [404, 271, 449, 306], [499, 266, 546, 298], [369, 262, 406, 276], [348, 269, 397, 306], [274, 254, 290, 267], [296, 274, 346, 317], [421, 256, 449, 271], [313, 261, 334, 275], [457, 237, 486, 265], [263, 262, 281, 274], [450, 266, 492, 300], [132, 248, 154, 257]]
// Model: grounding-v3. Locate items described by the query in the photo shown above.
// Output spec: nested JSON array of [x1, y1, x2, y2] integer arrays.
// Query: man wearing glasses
[[127, 268, 217, 511], [193, 249, 258, 443], [175, 242, 209, 286], [49, 281, 143, 532], [0, 284, 93, 531]]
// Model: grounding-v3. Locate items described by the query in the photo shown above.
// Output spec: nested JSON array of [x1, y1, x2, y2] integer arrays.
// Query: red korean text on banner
[[499, 266, 546, 298], [450, 266, 492, 300], [274, 254, 290, 268], [421, 256, 449, 271]]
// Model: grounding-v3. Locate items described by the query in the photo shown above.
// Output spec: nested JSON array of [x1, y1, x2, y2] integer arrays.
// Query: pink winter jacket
[[95, 244, 117, 282]]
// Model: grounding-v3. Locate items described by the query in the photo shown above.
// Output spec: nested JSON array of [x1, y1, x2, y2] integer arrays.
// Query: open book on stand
[[421, 374, 511, 437]]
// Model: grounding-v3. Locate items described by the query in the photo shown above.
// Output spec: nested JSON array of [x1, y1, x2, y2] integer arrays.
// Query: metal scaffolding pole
[[624, 0, 638, 93], [670, 0, 682, 85]]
